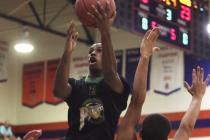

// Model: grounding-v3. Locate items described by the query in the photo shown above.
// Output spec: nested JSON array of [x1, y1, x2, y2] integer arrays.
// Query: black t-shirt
[[65, 76, 130, 140]]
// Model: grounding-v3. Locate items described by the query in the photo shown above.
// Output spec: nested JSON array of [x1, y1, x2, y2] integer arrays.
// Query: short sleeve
[[68, 78, 76, 88], [65, 78, 76, 105]]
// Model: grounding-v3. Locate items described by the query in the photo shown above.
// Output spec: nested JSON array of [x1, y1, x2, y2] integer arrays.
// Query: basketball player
[[116, 28, 210, 140], [54, 1, 130, 140]]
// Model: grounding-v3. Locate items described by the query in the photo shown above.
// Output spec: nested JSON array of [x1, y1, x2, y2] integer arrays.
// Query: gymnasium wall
[[0, 46, 18, 124]]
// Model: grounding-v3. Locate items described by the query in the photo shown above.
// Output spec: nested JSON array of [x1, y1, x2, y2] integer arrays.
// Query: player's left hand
[[184, 66, 210, 99]]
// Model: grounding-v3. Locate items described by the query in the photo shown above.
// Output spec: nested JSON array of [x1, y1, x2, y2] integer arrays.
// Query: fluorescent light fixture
[[207, 23, 210, 34], [14, 43, 34, 53]]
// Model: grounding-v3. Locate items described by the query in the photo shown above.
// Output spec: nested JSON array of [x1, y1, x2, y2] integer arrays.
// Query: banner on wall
[[45, 59, 63, 105], [0, 41, 8, 82], [184, 54, 210, 86], [115, 50, 123, 76], [151, 47, 183, 95], [125, 48, 150, 90], [22, 62, 45, 108]]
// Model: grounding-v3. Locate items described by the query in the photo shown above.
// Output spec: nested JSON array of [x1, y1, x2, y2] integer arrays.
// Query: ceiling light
[[14, 27, 34, 53], [14, 42, 34, 53]]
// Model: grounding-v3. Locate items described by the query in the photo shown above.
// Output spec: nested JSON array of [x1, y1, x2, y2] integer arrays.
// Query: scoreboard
[[133, 0, 193, 50], [114, 0, 210, 57]]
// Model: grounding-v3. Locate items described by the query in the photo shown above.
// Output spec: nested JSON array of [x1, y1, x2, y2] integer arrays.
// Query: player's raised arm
[[116, 28, 160, 140], [53, 21, 78, 99], [174, 67, 210, 140], [88, 1, 125, 94]]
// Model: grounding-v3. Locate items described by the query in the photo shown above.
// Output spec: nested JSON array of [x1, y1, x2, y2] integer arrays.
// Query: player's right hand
[[140, 28, 160, 58]]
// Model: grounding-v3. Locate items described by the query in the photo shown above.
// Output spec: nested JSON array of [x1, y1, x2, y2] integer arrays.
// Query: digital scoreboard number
[[133, 0, 193, 50]]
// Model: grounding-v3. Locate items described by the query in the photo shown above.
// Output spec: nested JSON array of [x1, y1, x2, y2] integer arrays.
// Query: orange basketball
[[75, 0, 116, 27]]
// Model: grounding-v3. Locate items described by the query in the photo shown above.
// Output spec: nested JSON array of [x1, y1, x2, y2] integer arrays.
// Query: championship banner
[[151, 47, 183, 95], [0, 41, 8, 82], [125, 48, 150, 90], [45, 59, 63, 105], [115, 50, 123, 76], [184, 54, 210, 86], [22, 62, 45, 108]]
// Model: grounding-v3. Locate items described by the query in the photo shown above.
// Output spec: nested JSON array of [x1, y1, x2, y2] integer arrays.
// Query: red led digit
[[180, 5, 191, 21], [141, 0, 149, 4], [170, 28, 176, 41], [151, 21, 157, 28]]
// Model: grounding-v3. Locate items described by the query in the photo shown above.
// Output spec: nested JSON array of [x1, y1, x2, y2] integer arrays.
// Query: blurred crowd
[[0, 121, 17, 140], [0, 121, 41, 140]]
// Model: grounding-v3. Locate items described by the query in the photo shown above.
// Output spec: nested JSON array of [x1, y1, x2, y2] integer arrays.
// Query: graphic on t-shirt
[[79, 98, 104, 130]]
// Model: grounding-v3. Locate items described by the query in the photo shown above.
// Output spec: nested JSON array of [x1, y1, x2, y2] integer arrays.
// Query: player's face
[[88, 43, 102, 72]]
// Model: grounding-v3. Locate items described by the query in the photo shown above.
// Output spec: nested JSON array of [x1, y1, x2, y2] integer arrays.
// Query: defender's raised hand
[[65, 21, 78, 52], [140, 28, 160, 58], [174, 67, 210, 140], [184, 66, 210, 99]]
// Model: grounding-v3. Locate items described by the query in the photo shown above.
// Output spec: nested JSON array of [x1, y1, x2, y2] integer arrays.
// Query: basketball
[[75, 0, 116, 27]]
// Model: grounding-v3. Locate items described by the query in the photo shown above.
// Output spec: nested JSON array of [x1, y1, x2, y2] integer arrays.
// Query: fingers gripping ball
[[75, 0, 116, 27]]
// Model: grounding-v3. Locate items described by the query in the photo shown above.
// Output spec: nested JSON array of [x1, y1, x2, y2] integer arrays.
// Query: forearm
[[133, 56, 150, 105], [100, 28, 124, 93], [54, 50, 72, 98], [100, 28, 117, 75], [174, 97, 202, 140], [179, 97, 202, 132], [124, 56, 150, 126]]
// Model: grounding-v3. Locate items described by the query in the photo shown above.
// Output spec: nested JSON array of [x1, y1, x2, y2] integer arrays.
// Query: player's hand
[[65, 21, 78, 52], [23, 129, 42, 140], [88, 1, 116, 31], [184, 66, 210, 99], [140, 28, 160, 58]]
